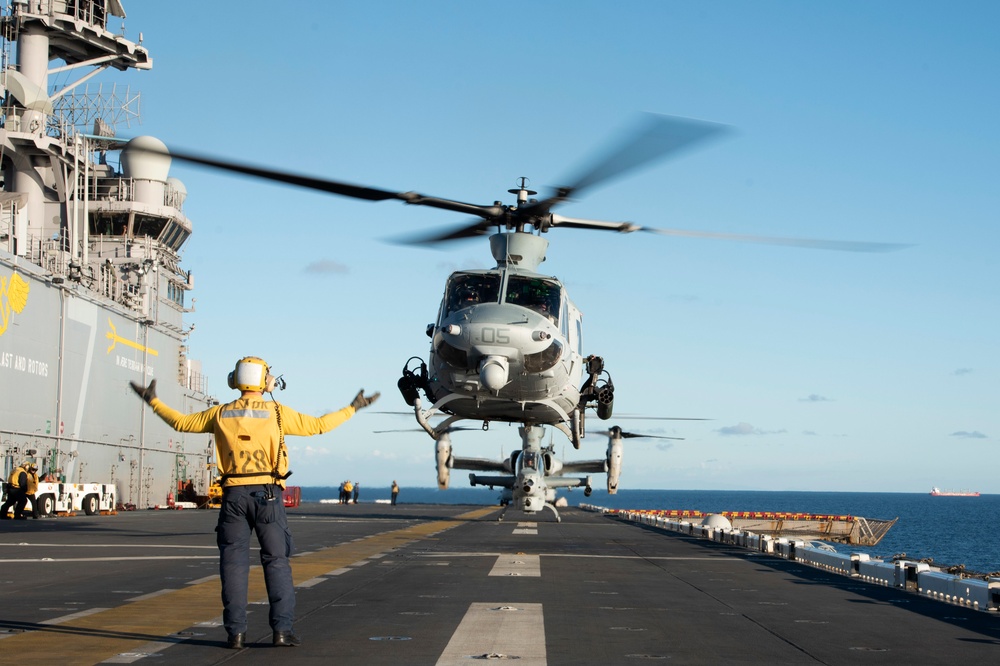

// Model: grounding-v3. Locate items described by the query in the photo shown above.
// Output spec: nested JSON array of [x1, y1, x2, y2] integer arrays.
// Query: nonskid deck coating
[[1, 503, 998, 665]]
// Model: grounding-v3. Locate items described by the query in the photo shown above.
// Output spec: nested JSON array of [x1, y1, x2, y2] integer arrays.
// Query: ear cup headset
[[228, 356, 278, 393]]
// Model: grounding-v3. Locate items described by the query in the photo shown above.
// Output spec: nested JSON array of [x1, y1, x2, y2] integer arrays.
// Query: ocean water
[[301, 486, 1000, 574]]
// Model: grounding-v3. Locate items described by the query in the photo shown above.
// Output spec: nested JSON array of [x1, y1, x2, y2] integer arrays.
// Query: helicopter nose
[[479, 355, 509, 392]]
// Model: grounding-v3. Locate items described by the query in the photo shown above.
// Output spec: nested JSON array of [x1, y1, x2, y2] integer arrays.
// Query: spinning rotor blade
[[595, 429, 685, 441], [398, 114, 730, 244], [373, 426, 478, 434], [547, 215, 911, 253], [137, 145, 502, 219], [399, 216, 499, 244], [528, 113, 729, 213], [613, 414, 711, 421], [640, 227, 912, 253]]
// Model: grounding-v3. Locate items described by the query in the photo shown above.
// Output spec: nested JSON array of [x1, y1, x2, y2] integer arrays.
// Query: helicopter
[[458, 425, 683, 522], [138, 113, 907, 518]]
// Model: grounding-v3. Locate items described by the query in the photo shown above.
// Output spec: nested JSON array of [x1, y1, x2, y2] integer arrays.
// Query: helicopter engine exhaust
[[542, 451, 563, 475]]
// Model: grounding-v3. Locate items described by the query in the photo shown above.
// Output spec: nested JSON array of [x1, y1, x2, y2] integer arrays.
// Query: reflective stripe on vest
[[220, 408, 271, 419]]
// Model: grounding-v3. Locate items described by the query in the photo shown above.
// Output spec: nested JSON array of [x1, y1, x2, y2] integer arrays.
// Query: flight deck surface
[[1, 504, 998, 664]]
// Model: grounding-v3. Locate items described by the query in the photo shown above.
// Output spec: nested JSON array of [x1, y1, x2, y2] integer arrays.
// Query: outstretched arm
[[280, 390, 381, 436], [130, 380, 217, 433]]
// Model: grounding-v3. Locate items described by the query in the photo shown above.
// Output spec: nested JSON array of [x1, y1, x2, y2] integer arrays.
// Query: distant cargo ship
[[930, 487, 980, 497]]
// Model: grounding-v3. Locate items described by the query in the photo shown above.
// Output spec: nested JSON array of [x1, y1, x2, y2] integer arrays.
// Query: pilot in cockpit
[[450, 283, 479, 312]]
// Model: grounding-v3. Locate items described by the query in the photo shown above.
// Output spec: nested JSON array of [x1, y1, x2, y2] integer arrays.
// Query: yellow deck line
[[2, 507, 497, 664]]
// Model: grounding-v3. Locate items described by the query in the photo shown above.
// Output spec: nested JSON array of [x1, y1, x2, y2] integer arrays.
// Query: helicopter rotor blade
[[525, 113, 730, 214], [639, 227, 912, 253], [373, 426, 478, 434], [548, 214, 911, 253], [136, 145, 503, 219], [603, 414, 710, 421], [396, 216, 500, 244], [593, 429, 685, 441]]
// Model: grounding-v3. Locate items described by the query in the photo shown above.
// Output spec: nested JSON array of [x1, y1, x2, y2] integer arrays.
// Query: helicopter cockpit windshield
[[521, 450, 538, 470], [505, 276, 561, 325], [444, 273, 501, 316]]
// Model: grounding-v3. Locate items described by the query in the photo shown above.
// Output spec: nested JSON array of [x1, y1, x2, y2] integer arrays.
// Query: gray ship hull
[[2, 256, 212, 507]]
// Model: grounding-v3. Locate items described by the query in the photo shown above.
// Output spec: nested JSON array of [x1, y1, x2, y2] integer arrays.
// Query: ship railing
[[8, 229, 143, 310], [854, 516, 898, 547], [15, 1, 110, 30], [85, 176, 187, 212], [186, 368, 209, 395]]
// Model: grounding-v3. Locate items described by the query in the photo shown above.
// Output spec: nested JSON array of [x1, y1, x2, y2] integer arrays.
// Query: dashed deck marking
[[436, 602, 546, 665], [489, 553, 541, 577]]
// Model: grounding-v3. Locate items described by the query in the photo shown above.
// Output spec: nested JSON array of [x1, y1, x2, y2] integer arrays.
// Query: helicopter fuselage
[[428, 294, 582, 424], [400, 232, 615, 450]]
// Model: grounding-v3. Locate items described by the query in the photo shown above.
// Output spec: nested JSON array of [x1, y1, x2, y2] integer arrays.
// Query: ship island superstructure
[[0, 0, 213, 509]]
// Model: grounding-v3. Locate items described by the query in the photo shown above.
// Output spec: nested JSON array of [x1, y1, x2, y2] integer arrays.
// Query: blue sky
[[91, 1, 998, 493]]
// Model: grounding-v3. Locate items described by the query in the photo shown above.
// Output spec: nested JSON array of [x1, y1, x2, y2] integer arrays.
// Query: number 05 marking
[[480, 327, 511, 344]]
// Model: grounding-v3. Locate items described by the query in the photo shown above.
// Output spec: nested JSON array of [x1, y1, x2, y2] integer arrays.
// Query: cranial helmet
[[228, 356, 276, 392]]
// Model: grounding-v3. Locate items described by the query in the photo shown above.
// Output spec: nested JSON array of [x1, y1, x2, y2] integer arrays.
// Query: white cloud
[[716, 422, 788, 436], [304, 259, 349, 275], [950, 431, 987, 439]]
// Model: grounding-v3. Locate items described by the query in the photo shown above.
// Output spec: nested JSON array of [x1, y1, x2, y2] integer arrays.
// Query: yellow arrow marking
[[105, 318, 159, 356]]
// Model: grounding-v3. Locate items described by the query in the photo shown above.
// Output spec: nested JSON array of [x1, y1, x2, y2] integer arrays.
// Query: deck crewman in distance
[[130, 356, 379, 649], [1, 461, 40, 520]]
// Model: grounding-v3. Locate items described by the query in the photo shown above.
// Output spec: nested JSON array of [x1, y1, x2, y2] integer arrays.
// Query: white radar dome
[[701, 514, 733, 530], [122, 136, 171, 181], [166, 177, 187, 206]]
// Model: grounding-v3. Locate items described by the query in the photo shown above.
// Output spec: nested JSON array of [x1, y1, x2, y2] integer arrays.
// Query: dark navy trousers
[[216, 485, 295, 634]]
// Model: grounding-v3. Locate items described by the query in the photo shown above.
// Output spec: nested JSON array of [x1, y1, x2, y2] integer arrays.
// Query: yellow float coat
[[150, 396, 354, 488]]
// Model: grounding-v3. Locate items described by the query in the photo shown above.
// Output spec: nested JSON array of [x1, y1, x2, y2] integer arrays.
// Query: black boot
[[272, 630, 301, 647], [226, 632, 245, 649]]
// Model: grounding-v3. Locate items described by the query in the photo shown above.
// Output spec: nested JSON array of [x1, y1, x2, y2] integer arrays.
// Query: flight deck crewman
[[130, 356, 379, 650], [1, 462, 39, 520]]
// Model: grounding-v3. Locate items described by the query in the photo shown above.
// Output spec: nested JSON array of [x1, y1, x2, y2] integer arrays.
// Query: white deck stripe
[[126, 589, 176, 602], [489, 553, 541, 577], [436, 602, 546, 665], [185, 575, 219, 585], [297, 577, 327, 588], [0, 556, 217, 563], [39, 607, 110, 625], [423, 551, 718, 561]]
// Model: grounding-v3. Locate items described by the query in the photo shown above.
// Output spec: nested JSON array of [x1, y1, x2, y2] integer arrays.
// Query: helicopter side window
[[505, 276, 560, 325], [444, 274, 500, 316]]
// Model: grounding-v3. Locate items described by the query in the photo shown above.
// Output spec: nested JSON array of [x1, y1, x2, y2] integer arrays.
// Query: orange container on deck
[[283, 486, 301, 508]]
